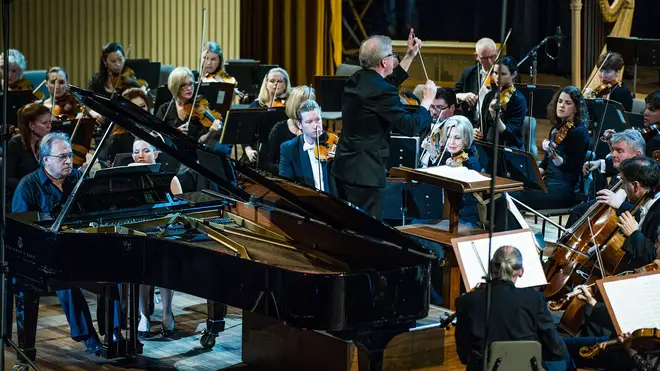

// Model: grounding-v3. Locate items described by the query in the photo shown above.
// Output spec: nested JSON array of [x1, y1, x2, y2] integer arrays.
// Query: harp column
[[570, 0, 583, 89]]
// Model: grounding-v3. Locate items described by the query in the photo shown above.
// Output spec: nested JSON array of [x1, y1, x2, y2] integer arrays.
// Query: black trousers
[[335, 180, 384, 220]]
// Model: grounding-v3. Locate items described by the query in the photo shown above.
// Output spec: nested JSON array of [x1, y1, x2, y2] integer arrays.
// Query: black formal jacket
[[331, 65, 432, 188], [647, 133, 660, 158], [5, 135, 39, 196], [455, 280, 568, 371], [480, 88, 527, 149], [608, 82, 633, 113], [453, 64, 484, 124], [618, 196, 660, 271], [279, 135, 335, 195]]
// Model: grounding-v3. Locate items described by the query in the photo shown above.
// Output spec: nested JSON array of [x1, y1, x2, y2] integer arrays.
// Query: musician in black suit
[[12, 132, 113, 354], [455, 246, 568, 371], [453, 38, 497, 125], [567, 129, 645, 227], [331, 28, 435, 218], [279, 100, 334, 194], [584, 52, 632, 112]]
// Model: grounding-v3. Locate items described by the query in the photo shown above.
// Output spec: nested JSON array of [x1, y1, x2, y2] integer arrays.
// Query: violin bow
[[411, 30, 429, 81], [583, 52, 612, 95], [480, 28, 513, 91], [186, 7, 208, 127]]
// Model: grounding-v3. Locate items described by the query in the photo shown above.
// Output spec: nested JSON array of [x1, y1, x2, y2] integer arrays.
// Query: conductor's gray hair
[[359, 36, 392, 69], [490, 245, 523, 281]]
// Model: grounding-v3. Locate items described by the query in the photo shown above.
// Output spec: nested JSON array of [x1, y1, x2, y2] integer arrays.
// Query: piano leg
[[335, 322, 414, 371], [200, 300, 227, 349], [14, 288, 40, 363]]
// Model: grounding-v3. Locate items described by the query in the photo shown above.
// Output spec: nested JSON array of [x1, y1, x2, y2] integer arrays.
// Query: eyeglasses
[[430, 105, 448, 112], [47, 153, 74, 161], [382, 52, 398, 61], [181, 81, 195, 88], [478, 54, 497, 61]]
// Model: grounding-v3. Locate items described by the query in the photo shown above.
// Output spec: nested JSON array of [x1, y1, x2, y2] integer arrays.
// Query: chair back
[[486, 341, 546, 371], [523, 116, 538, 160], [23, 70, 49, 99]]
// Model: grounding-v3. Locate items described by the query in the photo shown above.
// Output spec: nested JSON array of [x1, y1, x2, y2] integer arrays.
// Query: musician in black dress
[[261, 85, 315, 174], [12, 132, 117, 354], [156, 67, 222, 144], [455, 246, 568, 371], [6, 103, 52, 202], [102, 87, 151, 164], [514, 86, 590, 210], [584, 52, 632, 112], [643, 91, 660, 156], [476, 56, 527, 149]]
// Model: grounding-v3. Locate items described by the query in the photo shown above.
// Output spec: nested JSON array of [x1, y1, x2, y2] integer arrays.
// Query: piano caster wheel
[[200, 329, 216, 349]]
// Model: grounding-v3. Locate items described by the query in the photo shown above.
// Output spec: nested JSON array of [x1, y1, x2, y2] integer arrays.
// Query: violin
[[545, 119, 575, 162], [586, 80, 619, 99], [109, 68, 156, 102], [52, 92, 84, 120], [446, 151, 469, 167], [633, 124, 660, 142], [313, 131, 339, 162], [183, 97, 223, 128], [271, 95, 287, 108], [399, 88, 419, 105], [580, 328, 660, 359]]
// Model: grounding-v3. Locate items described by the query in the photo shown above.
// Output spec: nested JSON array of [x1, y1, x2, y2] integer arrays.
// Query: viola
[[580, 328, 660, 359], [52, 92, 84, 120], [183, 97, 223, 128], [313, 131, 339, 162], [446, 151, 469, 167]]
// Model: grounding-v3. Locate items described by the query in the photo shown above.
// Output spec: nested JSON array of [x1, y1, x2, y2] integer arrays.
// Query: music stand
[[607, 36, 660, 96], [626, 112, 645, 128], [154, 84, 172, 113], [200, 82, 235, 118], [314, 76, 347, 112], [514, 84, 560, 119], [0, 90, 37, 128], [254, 64, 279, 87], [473, 140, 546, 193], [225, 59, 260, 96], [586, 98, 629, 160], [124, 59, 161, 91]]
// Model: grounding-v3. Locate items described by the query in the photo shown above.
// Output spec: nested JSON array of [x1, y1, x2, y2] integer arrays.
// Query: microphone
[[556, 26, 564, 49]]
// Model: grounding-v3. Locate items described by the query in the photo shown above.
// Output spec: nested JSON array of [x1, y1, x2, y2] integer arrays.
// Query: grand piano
[[5, 87, 435, 370]]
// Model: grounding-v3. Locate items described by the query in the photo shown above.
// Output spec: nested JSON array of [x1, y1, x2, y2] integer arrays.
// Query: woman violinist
[[88, 42, 126, 97], [262, 85, 316, 174], [0, 49, 38, 96], [584, 52, 632, 112], [476, 56, 527, 149], [243, 67, 292, 163], [514, 86, 591, 210], [156, 67, 222, 145], [201, 41, 245, 104], [43, 67, 84, 120]]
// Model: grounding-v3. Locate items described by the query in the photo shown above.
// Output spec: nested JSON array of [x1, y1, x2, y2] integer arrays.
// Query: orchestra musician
[[279, 100, 335, 194], [568, 130, 645, 227], [476, 56, 527, 149], [419, 88, 457, 167], [11, 132, 120, 354], [156, 67, 222, 145], [584, 52, 632, 112], [455, 245, 568, 371], [263, 85, 315, 174], [453, 38, 497, 125], [243, 67, 292, 164], [6, 103, 52, 202], [0, 49, 37, 94], [102, 87, 152, 164], [514, 86, 590, 210], [87, 42, 126, 97], [331, 29, 436, 219], [561, 156, 660, 370], [131, 139, 181, 338], [201, 41, 237, 85], [43, 67, 83, 119]]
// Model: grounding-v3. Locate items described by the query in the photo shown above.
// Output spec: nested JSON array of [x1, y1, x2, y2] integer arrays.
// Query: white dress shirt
[[303, 140, 324, 191], [638, 192, 660, 228]]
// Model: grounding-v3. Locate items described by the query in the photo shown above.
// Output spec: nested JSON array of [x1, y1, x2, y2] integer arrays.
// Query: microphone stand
[[1, 0, 42, 369]]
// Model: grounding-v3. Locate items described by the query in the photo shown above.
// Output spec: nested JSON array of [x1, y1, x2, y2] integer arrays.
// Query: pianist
[[12, 132, 117, 353], [279, 100, 335, 194]]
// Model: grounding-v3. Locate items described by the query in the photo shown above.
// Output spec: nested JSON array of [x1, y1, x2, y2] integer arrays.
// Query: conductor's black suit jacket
[[331, 65, 432, 188]]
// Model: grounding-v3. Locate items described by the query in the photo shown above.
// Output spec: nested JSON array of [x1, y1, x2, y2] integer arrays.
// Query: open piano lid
[[70, 87, 432, 258]]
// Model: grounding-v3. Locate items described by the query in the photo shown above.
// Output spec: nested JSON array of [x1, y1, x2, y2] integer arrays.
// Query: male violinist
[[331, 28, 435, 219], [453, 38, 497, 125], [279, 100, 335, 194]]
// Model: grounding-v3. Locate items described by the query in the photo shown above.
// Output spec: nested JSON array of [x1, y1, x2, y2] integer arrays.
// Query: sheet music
[[453, 230, 547, 291], [602, 273, 660, 334], [418, 165, 491, 182]]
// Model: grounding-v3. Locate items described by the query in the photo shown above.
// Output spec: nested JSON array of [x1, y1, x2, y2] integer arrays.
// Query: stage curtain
[[240, 0, 342, 85]]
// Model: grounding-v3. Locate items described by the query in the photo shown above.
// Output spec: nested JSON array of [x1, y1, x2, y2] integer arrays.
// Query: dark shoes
[[160, 313, 175, 338], [83, 335, 102, 354]]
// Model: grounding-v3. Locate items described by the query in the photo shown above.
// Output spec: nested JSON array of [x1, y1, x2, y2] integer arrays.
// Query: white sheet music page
[[453, 230, 547, 291], [602, 273, 660, 334], [418, 165, 491, 182]]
